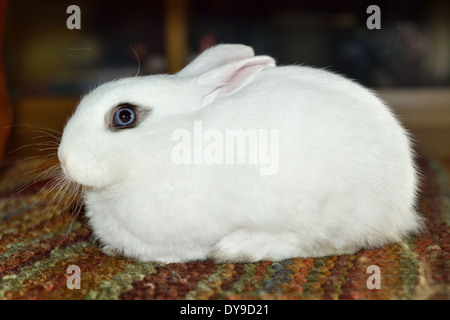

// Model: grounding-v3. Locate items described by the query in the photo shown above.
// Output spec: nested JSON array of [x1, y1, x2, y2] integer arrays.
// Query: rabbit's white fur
[[58, 44, 422, 263]]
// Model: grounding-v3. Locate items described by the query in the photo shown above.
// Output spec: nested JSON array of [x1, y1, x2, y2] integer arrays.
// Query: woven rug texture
[[0, 156, 449, 300]]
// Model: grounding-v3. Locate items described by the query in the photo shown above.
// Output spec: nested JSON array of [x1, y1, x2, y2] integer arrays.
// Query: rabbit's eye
[[112, 104, 137, 128], [108, 103, 151, 131]]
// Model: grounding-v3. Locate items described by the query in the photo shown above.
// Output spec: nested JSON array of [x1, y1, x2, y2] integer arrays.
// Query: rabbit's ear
[[177, 44, 255, 77], [198, 55, 275, 105]]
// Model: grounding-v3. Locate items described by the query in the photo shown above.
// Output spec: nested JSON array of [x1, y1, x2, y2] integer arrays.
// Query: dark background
[[4, 0, 449, 98]]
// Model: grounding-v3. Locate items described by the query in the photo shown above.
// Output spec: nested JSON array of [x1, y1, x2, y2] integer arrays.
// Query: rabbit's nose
[[58, 152, 71, 178], [58, 149, 67, 167]]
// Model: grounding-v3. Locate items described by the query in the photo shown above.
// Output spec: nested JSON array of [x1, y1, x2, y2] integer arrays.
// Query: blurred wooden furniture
[[0, 0, 13, 164], [378, 88, 450, 158], [164, 0, 188, 74]]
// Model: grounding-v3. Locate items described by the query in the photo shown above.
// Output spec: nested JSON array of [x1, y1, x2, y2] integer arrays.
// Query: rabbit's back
[[197, 65, 420, 249]]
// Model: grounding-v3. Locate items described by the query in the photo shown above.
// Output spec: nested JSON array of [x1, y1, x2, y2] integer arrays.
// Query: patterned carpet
[[0, 155, 448, 300]]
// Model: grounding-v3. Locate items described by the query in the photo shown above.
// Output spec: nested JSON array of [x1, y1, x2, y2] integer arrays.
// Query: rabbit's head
[[58, 44, 275, 188]]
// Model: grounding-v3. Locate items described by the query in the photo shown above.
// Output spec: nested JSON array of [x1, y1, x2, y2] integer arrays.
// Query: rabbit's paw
[[100, 244, 123, 257], [208, 229, 300, 263]]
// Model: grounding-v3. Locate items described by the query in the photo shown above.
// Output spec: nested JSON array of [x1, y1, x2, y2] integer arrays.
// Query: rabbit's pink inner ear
[[202, 56, 275, 104], [219, 63, 267, 96]]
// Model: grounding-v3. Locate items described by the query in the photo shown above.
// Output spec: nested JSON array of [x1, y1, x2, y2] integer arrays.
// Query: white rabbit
[[58, 44, 422, 263]]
